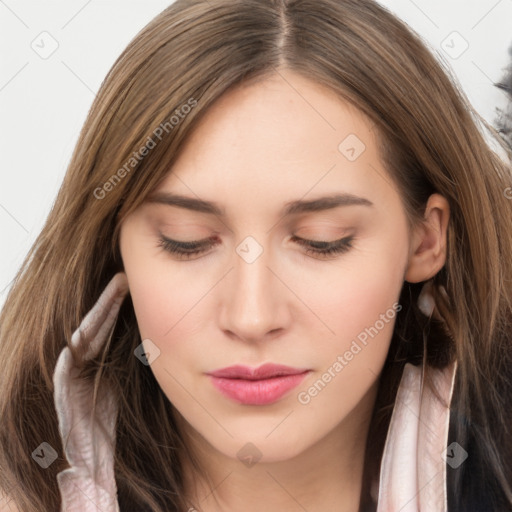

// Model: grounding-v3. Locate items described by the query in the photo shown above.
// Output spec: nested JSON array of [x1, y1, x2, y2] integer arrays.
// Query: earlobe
[[404, 193, 450, 283]]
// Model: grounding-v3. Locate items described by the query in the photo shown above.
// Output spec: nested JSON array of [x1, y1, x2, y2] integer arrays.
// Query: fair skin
[[119, 69, 449, 512]]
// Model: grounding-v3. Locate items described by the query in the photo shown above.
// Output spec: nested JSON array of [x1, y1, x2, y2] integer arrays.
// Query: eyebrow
[[145, 191, 374, 217]]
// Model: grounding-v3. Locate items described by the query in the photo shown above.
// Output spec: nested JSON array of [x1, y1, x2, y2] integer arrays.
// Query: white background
[[1, 0, 511, 311]]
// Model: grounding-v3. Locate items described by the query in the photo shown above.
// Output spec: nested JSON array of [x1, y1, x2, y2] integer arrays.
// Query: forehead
[[173, 70, 375, 162], [149, 70, 395, 216]]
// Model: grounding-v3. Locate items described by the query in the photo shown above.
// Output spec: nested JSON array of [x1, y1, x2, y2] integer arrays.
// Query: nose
[[218, 241, 290, 344]]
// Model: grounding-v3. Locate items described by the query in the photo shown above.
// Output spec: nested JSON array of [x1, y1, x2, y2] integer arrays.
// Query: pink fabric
[[52, 272, 458, 511], [375, 359, 457, 511], [53, 272, 129, 511]]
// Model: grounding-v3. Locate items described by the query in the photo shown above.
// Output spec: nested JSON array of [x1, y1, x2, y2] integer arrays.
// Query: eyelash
[[157, 234, 354, 260]]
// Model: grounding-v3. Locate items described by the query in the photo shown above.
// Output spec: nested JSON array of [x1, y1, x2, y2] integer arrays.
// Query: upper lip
[[207, 363, 310, 380]]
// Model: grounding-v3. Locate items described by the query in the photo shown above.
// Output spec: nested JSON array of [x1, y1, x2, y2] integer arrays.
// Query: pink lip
[[206, 364, 311, 405]]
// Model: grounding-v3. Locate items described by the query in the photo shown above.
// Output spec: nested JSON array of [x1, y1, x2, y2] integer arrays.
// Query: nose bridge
[[219, 235, 285, 341]]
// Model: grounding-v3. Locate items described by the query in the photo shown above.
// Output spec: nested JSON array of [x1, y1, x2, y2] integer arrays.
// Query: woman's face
[[119, 69, 417, 464]]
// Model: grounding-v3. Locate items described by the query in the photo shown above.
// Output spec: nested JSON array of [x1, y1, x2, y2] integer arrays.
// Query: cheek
[[120, 260, 209, 414], [294, 228, 408, 414], [126, 262, 207, 348], [120, 221, 205, 342], [302, 234, 407, 346], [294, 252, 405, 423], [125, 260, 210, 409]]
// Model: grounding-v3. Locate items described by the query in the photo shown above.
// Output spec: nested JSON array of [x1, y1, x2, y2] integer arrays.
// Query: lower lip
[[208, 371, 310, 405]]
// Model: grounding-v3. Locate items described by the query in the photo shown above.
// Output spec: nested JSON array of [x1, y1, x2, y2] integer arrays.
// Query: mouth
[[206, 363, 311, 405]]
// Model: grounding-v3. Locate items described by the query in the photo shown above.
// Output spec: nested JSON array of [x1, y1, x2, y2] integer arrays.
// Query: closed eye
[[290, 235, 354, 258], [157, 234, 354, 260]]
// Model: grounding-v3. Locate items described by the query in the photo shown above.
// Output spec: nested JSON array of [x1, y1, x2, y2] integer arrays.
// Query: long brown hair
[[1, 1, 512, 510]]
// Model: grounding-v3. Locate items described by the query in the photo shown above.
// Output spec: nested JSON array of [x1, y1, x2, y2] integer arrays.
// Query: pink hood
[[53, 272, 458, 511]]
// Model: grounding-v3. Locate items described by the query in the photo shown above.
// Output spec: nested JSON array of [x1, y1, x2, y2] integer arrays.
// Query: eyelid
[[158, 232, 349, 246], [157, 232, 354, 260]]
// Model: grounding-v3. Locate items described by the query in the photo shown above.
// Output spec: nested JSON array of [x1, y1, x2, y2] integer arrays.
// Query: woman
[[1, 0, 512, 511]]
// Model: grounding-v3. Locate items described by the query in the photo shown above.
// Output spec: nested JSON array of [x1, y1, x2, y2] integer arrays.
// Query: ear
[[404, 193, 450, 283]]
